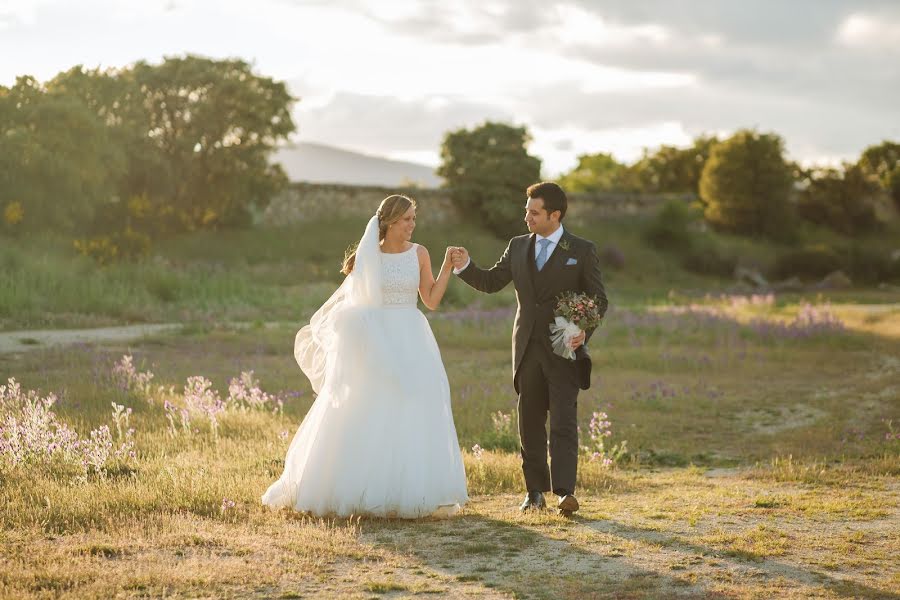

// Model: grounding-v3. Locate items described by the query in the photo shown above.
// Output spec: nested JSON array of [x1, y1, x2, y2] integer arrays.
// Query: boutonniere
[[558, 239, 571, 252]]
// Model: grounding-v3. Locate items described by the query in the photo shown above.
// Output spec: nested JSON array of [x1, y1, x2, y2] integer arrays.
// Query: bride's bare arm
[[417, 245, 454, 310]]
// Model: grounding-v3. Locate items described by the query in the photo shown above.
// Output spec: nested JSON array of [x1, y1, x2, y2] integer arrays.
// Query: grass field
[[1, 214, 898, 598], [10, 211, 898, 332], [1, 290, 898, 598]]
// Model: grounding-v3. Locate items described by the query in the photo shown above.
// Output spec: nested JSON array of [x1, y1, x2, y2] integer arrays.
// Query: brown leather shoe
[[519, 491, 547, 512], [557, 494, 579, 516]]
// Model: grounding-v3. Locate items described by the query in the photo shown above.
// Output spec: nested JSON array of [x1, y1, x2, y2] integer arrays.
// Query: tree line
[[2, 55, 897, 263], [439, 122, 899, 241]]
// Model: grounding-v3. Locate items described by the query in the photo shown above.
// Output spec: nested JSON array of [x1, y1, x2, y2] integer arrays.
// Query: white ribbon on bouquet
[[549, 316, 582, 361]]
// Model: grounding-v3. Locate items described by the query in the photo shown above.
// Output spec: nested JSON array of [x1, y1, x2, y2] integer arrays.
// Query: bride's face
[[388, 205, 417, 241]]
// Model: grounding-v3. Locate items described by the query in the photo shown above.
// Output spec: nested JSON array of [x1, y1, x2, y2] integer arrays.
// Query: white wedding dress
[[262, 217, 468, 518]]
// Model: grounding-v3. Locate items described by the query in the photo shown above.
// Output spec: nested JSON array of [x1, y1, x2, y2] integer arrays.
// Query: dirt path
[[1, 301, 895, 355], [0, 323, 182, 354]]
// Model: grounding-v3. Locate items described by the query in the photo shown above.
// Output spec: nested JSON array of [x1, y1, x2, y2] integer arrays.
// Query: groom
[[451, 182, 608, 515]]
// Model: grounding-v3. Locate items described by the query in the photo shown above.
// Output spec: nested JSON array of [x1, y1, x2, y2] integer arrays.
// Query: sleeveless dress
[[261, 243, 469, 518]]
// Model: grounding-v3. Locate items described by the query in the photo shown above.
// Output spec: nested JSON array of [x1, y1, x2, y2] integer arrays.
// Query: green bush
[[681, 238, 737, 277], [858, 141, 900, 211], [73, 228, 151, 266], [145, 271, 182, 303], [644, 200, 697, 251], [771, 245, 843, 281], [797, 165, 882, 235], [845, 244, 899, 284]]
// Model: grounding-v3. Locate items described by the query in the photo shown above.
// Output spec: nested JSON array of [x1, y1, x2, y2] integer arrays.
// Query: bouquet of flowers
[[549, 291, 604, 360]]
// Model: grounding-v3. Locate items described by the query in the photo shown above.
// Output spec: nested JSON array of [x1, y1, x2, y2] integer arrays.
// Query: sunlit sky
[[2, 0, 899, 176]]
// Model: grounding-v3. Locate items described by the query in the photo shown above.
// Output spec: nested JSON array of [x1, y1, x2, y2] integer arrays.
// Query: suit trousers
[[516, 336, 580, 496]]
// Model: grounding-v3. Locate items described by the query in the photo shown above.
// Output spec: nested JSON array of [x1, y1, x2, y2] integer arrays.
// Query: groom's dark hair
[[526, 182, 567, 221]]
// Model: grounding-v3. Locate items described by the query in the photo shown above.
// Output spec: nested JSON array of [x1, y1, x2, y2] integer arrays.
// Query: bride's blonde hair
[[341, 194, 416, 275]]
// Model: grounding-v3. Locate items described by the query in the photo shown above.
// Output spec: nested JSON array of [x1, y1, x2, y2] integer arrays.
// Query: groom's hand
[[570, 330, 586, 350], [451, 247, 469, 270]]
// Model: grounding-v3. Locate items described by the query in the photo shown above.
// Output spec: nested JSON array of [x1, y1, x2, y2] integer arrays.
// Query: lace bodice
[[381, 244, 420, 307]]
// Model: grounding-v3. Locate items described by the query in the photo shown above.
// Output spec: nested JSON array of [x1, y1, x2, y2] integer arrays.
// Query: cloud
[[837, 12, 900, 48], [2, 0, 897, 177], [290, 88, 513, 156]]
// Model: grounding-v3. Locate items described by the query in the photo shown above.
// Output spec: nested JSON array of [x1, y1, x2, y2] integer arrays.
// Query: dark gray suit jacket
[[458, 228, 608, 392]]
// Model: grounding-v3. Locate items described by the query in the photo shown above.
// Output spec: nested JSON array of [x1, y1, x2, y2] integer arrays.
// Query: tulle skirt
[[262, 305, 468, 518]]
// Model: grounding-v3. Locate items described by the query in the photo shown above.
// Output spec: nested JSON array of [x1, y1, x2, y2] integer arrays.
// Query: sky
[[1, 0, 898, 176]]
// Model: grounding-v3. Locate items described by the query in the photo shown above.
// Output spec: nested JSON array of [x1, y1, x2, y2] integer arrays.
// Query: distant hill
[[272, 142, 442, 188]]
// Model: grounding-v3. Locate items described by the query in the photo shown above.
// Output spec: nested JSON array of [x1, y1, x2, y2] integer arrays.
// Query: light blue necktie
[[535, 238, 551, 271]]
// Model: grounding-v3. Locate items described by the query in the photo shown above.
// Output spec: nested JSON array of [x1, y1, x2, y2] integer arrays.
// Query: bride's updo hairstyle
[[341, 194, 417, 275]]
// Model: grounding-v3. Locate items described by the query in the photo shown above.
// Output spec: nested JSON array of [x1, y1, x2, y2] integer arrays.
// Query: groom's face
[[524, 197, 560, 236]]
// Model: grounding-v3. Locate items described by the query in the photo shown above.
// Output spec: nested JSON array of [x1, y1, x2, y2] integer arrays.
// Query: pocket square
[[565, 258, 578, 265]]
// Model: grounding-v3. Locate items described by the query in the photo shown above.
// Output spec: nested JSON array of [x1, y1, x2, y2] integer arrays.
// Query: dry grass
[[2, 468, 896, 599], [1, 296, 898, 598]]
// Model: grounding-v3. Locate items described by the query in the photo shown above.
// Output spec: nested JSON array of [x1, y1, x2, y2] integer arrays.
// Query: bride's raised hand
[[444, 246, 456, 267]]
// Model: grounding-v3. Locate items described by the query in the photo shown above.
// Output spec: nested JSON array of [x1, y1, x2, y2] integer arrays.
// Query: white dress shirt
[[453, 225, 565, 274]]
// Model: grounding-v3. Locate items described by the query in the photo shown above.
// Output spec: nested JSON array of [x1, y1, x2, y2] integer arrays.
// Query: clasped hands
[[442, 246, 586, 351], [444, 246, 469, 270]]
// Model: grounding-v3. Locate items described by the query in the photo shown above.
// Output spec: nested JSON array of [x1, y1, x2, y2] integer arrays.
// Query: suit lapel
[[519, 234, 537, 299]]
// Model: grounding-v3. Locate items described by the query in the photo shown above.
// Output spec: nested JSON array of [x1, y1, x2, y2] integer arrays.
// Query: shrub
[[797, 165, 882, 234], [682, 238, 737, 277], [599, 244, 626, 270], [478, 410, 519, 452], [845, 244, 899, 284], [73, 228, 151, 265], [645, 200, 697, 251], [771, 245, 843, 281], [0, 378, 136, 481], [857, 140, 900, 211]]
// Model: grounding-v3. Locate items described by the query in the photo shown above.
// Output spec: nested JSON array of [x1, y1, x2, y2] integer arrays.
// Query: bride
[[262, 194, 468, 518]]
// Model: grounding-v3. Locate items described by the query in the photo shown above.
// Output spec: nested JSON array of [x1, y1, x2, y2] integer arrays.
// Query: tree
[[699, 129, 795, 238], [797, 164, 881, 234], [857, 141, 900, 211], [48, 55, 297, 231], [0, 76, 124, 232], [437, 121, 541, 238], [48, 65, 167, 217], [633, 134, 719, 195], [559, 152, 627, 192]]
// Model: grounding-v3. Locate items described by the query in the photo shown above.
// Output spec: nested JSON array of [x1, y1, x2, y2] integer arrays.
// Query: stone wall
[[261, 183, 458, 226], [261, 182, 692, 226]]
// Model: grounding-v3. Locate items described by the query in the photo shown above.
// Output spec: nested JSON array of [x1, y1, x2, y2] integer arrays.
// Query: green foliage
[[634, 134, 719, 194], [559, 135, 718, 195], [857, 140, 900, 211], [644, 200, 736, 277], [700, 130, 795, 239], [437, 121, 541, 238], [478, 410, 519, 452], [49, 56, 297, 233], [845, 243, 900, 285], [644, 200, 698, 251], [0, 57, 296, 251], [559, 152, 629, 192], [681, 238, 737, 277], [73, 228, 152, 265], [797, 165, 882, 234], [0, 77, 124, 232], [771, 244, 843, 281]]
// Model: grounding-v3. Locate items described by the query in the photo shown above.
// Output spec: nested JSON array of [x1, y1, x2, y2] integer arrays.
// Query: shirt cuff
[[452, 258, 471, 275]]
